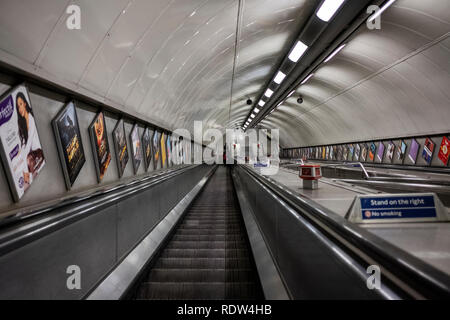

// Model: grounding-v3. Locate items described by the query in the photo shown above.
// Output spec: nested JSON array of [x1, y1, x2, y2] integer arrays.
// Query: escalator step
[[147, 268, 255, 282], [154, 258, 253, 269]]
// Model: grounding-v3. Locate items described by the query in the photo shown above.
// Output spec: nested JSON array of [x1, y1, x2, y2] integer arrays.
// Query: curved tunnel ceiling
[[0, 0, 448, 148], [0, 0, 319, 135]]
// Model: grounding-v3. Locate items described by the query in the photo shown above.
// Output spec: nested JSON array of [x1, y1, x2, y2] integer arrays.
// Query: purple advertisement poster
[[376, 142, 385, 162], [408, 139, 420, 164]]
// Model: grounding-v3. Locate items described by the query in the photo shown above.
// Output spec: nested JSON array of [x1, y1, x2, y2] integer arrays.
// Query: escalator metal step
[[135, 166, 263, 300]]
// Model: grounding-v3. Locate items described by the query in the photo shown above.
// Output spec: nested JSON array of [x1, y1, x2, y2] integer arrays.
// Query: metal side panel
[[86, 166, 216, 300], [0, 205, 117, 300], [231, 169, 290, 300]]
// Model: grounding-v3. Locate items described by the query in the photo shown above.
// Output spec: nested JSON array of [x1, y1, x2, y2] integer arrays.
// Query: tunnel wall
[[0, 73, 201, 218]]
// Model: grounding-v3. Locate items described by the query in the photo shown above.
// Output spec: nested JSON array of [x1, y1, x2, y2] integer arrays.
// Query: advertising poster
[[325, 146, 330, 160], [361, 144, 368, 162], [315, 147, 319, 159], [167, 135, 172, 167], [332, 146, 337, 160], [130, 124, 142, 174], [337, 145, 343, 160], [329, 146, 334, 160], [321, 146, 326, 159], [52, 101, 85, 190], [89, 112, 111, 183], [0, 85, 46, 201], [396, 140, 407, 162], [142, 127, 152, 171], [348, 144, 354, 161], [161, 133, 167, 168], [386, 141, 395, 163], [438, 136, 450, 165], [152, 130, 161, 168], [376, 142, 385, 162], [422, 138, 435, 165], [408, 139, 419, 164], [368, 142, 376, 162], [342, 145, 348, 161], [112, 119, 129, 178], [354, 144, 360, 161]]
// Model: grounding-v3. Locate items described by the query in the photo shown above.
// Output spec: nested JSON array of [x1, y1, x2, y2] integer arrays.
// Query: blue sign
[[360, 195, 437, 220], [254, 163, 268, 167]]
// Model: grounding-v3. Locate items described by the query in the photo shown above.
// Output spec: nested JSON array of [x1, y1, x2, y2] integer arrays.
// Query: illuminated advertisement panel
[[348, 144, 354, 161], [89, 112, 111, 183], [422, 138, 434, 166], [0, 85, 46, 201], [167, 135, 172, 167], [53, 101, 85, 190], [112, 119, 129, 178], [438, 136, 450, 165]]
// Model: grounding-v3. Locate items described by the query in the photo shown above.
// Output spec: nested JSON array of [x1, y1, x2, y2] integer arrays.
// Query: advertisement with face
[[0, 85, 46, 201], [142, 127, 152, 171], [53, 101, 85, 189], [130, 124, 142, 174], [112, 119, 129, 178], [89, 112, 111, 182]]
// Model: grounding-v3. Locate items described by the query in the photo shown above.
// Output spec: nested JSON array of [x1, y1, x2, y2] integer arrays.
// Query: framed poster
[[161, 133, 167, 168], [52, 101, 85, 190], [348, 144, 354, 161], [337, 145, 343, 160], [167, 135, 172, 167], [396, 140, 407, 162], [438, 136, 450, 166], [422, 138, 435, 166], [368, 142, 376, 162], [112, 119, 129, 178], [376, 142, 385, 162], [354, 144, 360, 161], [342, 145, 348, 161], [142, 127, 152, 171], [325, 146, 330, 160], [386, 141, 395, 163], [152, 130, 161, 168], [89, 111, 111, 183], [0, 84, 46, 201], [332, 146, 337, 160], [130, 124, 142, 174], [322, 146, 326, 159], [408, 139, 419, 164], [361, 144, 368, 162], [329, 146, 334, 160]]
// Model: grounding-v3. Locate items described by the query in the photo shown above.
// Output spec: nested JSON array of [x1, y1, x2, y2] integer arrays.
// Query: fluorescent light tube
[[316, 0, 346, 22], [274, 71, 286, 84], [250, 114, 255, 118], [301, 73, 314, 85], [258, 100, 265, 107], [288, 41, 308, 62], [264, 88, 273, 98], [324, 43, 346, 63], [254, 108, 260, 113]]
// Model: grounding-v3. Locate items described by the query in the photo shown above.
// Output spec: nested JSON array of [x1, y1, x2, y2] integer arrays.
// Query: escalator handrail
[[240, 165, 450, 299], [0, 165, 200, 256]]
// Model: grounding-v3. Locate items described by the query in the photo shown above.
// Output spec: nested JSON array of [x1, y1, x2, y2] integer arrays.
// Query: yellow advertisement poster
[[161, 133, 167, 168]]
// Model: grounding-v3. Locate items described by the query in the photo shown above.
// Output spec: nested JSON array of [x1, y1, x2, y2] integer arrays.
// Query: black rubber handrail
[[240, 165, 450, 299], [0, 165, 200, 256]]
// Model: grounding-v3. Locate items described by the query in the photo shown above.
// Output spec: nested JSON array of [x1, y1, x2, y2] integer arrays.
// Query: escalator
[[134, 166, 264, 300]]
